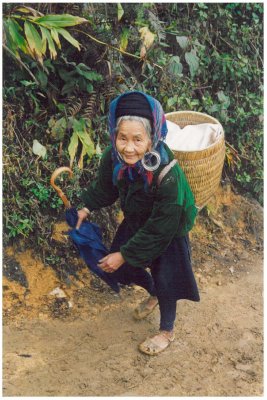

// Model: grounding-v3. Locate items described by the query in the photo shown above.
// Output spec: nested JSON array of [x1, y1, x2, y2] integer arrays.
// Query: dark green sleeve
[[120, 169, 182, 268], [80, 145, 119, 211]]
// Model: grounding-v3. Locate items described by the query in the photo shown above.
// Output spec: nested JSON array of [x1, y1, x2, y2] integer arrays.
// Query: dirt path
[[3, 252, 263, 396]]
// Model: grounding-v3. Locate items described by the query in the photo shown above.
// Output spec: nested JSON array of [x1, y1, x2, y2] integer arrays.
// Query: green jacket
[[81, 144, 197, 268]]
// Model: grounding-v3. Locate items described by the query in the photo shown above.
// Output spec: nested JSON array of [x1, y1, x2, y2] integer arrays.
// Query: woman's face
[[116, 120, 151, 165]]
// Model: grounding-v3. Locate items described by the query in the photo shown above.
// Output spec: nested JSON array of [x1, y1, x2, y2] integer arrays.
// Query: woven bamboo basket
[[165, 111, 225, 210]]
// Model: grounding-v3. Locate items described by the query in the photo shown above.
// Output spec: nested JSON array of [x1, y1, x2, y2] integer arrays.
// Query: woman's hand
[[76, 207, 90, 229], [98, 252, 125, 273]]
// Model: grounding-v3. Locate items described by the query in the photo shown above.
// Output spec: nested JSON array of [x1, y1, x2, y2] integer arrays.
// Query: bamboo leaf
[[34, 14, 87, 28], [78, 131, 95, 156], [77, 131, 95, 168], [68, 131, 79, 169], [50, 28, 61, 49], [120, 27, 129, 51], [7, 17, 23, 32], [73, 119, 95, 168], [7, 18, 28, 53], [40, 26, 57, 59], [78, 134, 95, 168], [14, 6, 44, 17], [40, 26, 47, 54], [14, 6, 32, 14], [24, 21, 43, 58], [56, 27, 81, 50], [118, 4, 124, 22], [3, 21, 20, 58], [7, 13, 35, 20]]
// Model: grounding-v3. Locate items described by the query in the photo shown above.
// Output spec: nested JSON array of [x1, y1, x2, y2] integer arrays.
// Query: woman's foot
[[133, 296, 158, 320], [139, 330, 175, 355]]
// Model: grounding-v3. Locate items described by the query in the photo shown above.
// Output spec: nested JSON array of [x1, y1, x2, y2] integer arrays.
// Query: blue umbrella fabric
[[65, 208, 120, 293]]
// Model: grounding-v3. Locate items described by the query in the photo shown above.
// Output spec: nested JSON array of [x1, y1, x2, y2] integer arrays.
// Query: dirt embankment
[[2, 185, 263, 396]]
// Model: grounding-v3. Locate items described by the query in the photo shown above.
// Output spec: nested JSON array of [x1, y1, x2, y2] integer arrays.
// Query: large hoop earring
[[141, 151, 161, 171], [117, 152, 124, 162]]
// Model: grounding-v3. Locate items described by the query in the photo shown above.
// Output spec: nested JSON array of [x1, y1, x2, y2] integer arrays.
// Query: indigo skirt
[[110, 220, 200, 302]]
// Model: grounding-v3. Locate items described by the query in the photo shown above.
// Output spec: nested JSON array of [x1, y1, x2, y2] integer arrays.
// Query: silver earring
[[118, 152, 124, 162], [141, 151, 161, 171]]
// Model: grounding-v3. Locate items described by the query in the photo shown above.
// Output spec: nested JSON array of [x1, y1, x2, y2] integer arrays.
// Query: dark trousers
[[111, 262, 177, 331], [110, 220, 199, 331], [109, 222, 193, 332]]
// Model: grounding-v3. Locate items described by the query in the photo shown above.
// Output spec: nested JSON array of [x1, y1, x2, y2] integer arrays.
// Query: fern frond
[[66, 96, 83, 117], [81, 92, 97, 119]]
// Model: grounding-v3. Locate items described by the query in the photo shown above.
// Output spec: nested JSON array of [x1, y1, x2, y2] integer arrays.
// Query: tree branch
[[73, 29, 163, 70], [3, 44, 39, 85]]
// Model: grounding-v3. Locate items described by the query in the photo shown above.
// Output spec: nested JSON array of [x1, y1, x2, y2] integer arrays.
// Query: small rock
[[229, 266, 235, 275], [49, 287, 67, 298], [216, 281, 222, 286]]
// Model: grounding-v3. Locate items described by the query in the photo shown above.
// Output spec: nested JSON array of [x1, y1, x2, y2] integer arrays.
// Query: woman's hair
[[115, 115, 152, 139]]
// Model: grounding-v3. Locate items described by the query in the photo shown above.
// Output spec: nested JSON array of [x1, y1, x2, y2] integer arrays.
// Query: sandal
[[139, 331, 175, 355], [133, 296, 158, 320]]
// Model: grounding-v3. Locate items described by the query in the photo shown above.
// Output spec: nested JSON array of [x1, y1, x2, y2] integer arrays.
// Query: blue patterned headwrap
[[108, 91, 169, 188]]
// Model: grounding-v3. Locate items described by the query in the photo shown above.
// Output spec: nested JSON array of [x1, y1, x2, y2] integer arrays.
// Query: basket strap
[[157, 159, 177, 187]]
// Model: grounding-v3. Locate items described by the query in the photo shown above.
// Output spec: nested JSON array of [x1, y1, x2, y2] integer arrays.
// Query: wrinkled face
[[115, 120, 151, 165]]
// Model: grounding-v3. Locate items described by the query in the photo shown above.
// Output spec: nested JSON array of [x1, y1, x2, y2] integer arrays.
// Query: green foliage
[[3, 7, 87, 63], [68, 117, 96, 168], [2, 2, 263, 252], [6, 214, 34, 238], [58, 62, 102, 95]]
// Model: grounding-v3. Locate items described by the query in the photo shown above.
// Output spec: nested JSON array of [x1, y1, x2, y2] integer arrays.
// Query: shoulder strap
[[157, 159, 177, 187]]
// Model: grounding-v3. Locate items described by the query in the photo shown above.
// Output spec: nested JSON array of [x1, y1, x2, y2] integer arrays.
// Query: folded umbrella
[[50, 167, 120, 293]]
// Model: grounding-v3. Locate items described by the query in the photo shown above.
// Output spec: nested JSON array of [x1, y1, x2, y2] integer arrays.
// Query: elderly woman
[[76, 91, 200, 355]]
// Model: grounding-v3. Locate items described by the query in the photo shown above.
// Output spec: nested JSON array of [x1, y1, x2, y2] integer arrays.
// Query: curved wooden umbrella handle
[[50, 167, 73, 209]]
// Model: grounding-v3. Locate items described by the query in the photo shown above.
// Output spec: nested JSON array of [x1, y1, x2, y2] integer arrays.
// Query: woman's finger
[[97, 261, 107, 268], [98, 261, 113, 273], [98, 255, 108, 262]]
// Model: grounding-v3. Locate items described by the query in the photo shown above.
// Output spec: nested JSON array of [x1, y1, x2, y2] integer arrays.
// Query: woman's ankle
[[160, 329, 174, 337]]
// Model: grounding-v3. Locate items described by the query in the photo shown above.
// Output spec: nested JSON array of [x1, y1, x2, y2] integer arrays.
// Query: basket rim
[[165, 110, 224, 154], [165, 110, 222, 125]]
